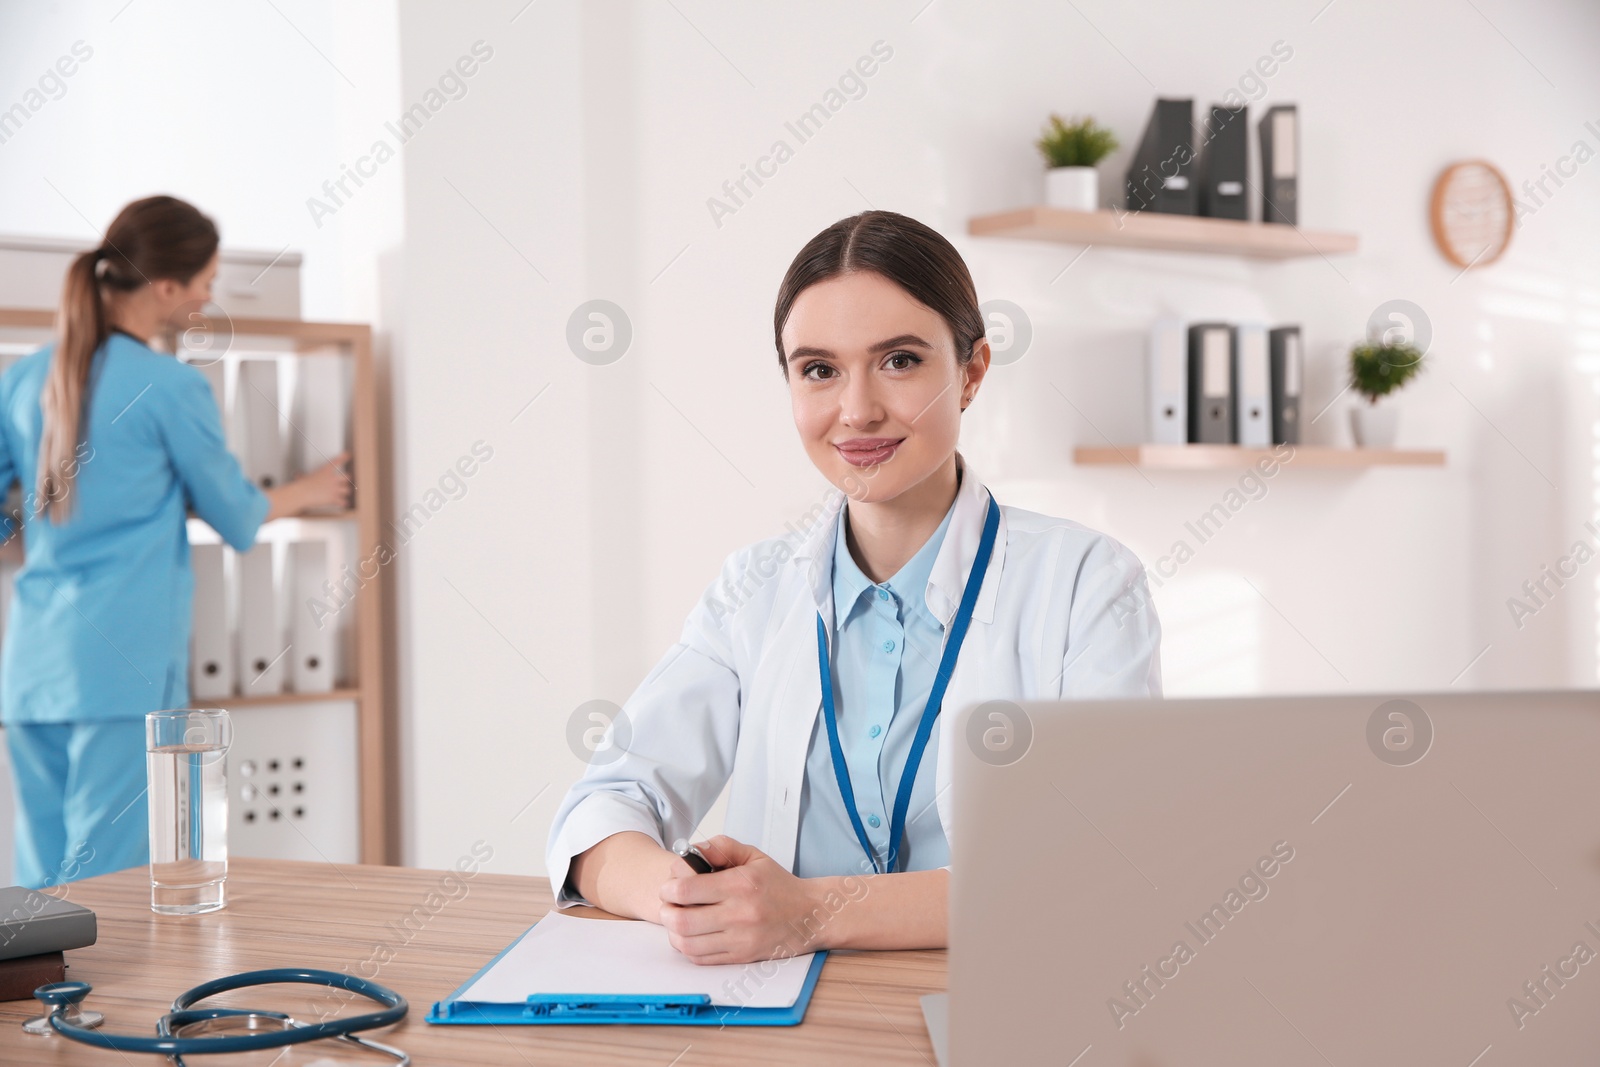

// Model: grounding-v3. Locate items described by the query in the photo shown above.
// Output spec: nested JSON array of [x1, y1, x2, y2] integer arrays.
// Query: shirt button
[[881, 639, 895, 653], [866, 814, 881, 828], [868, 724, 882, 738], [877, 588, 889, 601]]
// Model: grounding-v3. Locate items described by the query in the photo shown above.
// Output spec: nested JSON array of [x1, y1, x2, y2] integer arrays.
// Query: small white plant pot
[[1046, 166, 1099, 212], [1350, 401, 1399, 448]]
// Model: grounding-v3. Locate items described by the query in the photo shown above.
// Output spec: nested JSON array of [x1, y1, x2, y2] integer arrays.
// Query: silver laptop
[[948, 690, 1600, 1065]]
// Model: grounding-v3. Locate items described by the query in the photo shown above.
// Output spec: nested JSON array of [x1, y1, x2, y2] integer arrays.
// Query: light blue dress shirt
[[793, 493, 958, 878], [0, 332, 269, 723]]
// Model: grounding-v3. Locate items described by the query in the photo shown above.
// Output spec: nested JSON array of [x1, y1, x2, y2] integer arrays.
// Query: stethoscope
[[23, 968, 409, 1064]]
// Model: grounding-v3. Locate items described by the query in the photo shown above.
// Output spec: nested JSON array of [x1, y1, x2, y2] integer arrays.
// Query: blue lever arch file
[[427, 917, 828, 1027]]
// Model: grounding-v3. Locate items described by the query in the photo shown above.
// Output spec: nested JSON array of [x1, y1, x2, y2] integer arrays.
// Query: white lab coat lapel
[[763, 485, 847, 869], [922, 452, 1007, 630], [925, 454, 1009, 863]]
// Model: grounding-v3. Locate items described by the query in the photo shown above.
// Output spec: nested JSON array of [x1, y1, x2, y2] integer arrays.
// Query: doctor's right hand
[[657, 835, 833, 965]]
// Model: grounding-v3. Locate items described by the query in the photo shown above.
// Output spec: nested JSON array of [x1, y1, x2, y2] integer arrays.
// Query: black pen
[[670, 837, 721, 874]]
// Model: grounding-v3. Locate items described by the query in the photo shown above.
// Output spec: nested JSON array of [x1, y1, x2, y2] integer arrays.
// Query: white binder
[[287, 540, 335, 693], [236, 544, 286, 695], [190, 543, 234, 700], [236, 360, 286, 491], [184, 358, 227, 422], [1147, 318, 1187, 445], [290, 353, 350, 480], [1271, 108, 1298, 180], [1235, 323, 1272, 446]]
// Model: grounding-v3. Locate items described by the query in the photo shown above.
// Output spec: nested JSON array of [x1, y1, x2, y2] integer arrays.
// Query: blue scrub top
[[793, 491, 957, 878], [0, 332, 268, 724]]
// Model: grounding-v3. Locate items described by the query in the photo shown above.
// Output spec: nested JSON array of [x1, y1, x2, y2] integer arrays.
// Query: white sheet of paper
[[460, 911, 817, 1009]]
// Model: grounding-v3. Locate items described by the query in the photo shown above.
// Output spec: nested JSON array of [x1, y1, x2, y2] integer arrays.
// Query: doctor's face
[[781, 270, 984, 505]]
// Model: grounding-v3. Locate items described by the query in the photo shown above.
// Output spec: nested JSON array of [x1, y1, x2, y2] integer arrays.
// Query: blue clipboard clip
[[523, 993, 712, 1022]]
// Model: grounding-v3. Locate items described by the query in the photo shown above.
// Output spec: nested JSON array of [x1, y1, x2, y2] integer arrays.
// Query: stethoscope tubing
[[46, 968, 407, 1057]]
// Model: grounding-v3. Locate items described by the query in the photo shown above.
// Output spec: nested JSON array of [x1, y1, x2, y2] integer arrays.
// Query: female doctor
[[546, 210, 1161, 964], [0, 195, 350, 888]]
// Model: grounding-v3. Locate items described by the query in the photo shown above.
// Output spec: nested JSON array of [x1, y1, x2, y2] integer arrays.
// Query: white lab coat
[[545, 453, 1162, 906]]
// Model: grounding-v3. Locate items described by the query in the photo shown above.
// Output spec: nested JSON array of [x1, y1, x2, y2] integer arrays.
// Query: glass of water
[[146, 708, 232, 915]]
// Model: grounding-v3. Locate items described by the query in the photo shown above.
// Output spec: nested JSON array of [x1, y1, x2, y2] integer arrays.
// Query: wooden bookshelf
[[1074, 444, 1446, 469], [0, 307, 394, 865], [280, 508, 358, 522], [968, 206, 1359, 259]]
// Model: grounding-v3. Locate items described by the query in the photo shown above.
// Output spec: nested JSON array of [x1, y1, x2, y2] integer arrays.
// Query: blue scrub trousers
[[5, 720, 149, 888]]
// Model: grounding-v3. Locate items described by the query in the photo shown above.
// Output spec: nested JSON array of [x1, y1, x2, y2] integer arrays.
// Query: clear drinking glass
[[146, 708, 231, 915]]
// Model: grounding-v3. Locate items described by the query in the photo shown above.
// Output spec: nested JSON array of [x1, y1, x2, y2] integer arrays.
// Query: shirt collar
[[794, 451, 1008, 629], [831, 488, 956, 631]]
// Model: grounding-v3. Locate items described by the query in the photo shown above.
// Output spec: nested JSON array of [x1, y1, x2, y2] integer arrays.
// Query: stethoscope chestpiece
[[23, 980, 105, 1036]]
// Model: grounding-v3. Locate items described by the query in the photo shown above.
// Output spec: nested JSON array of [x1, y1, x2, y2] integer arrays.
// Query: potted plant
[[1036, 114, 1118, 212], [1347, 340, 1426, 447]]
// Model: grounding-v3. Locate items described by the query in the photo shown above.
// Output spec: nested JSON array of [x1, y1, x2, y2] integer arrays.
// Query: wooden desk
[[0, 857, 945, 1065]]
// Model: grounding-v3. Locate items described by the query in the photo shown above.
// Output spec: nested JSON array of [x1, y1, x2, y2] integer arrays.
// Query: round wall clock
[[1430, 160, 1513, 270]]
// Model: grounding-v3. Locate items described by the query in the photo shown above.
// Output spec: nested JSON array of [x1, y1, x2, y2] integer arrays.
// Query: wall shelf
[[220, 688, 362, 708], [1074, 444, 1445, 469], [968, 206, 1359, 260], [281, 509, 358, 522]]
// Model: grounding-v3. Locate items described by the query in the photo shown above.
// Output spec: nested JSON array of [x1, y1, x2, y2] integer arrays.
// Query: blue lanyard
[[815, 493, 1000, 875]]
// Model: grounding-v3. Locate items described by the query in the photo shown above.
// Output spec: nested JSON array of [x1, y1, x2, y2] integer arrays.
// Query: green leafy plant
[[1348, 341, 1426, 404], [1036, 114, 1118, 169]]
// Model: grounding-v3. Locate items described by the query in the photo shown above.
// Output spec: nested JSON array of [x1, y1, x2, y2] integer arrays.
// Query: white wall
[[1, 1, 1595, 879], [0, 0, 403, 323]]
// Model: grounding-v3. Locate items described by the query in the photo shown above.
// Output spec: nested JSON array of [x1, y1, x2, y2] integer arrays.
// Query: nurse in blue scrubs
[[0, 195, 350, 888]]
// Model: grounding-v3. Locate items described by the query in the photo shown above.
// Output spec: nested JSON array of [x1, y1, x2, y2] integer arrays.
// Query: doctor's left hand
[[658, 835, 829, 965]]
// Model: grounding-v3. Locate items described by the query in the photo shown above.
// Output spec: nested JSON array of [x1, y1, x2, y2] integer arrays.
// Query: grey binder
[[1198, 104, 1249, 220], [1125, 98, 1197, 216], [1258, 104, 1299, 226], [1269, 326, 1303, 445], [1187, 323, 1236, 444]]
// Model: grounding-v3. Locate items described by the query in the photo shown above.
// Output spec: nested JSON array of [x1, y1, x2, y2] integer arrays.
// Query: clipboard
[[427, 917, 829, 1027]]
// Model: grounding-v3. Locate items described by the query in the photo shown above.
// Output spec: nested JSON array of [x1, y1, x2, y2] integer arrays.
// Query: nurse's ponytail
[[39, 196, 218, 522], [773, 210, 986, 377]]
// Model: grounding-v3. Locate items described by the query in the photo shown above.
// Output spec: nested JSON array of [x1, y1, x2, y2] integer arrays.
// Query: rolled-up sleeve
[[1061, 534, 1163, 698], [545, 551, 746, 908], [160, 365, 268, 551]]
